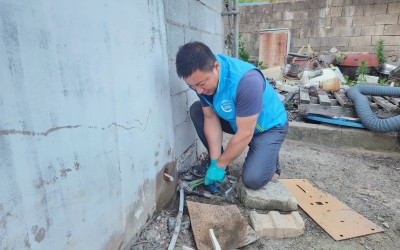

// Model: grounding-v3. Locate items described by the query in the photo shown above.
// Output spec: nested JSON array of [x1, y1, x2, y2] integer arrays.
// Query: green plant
[[257, 61, 267, 70], [378, 78, 391, 86], [335, 54, 344, 65], [356, 60, 368, 83], [285, 101, 294, 110], [238, 33, 250, 62], [376, 39, 385, 65], [344, 75, 356, 86]]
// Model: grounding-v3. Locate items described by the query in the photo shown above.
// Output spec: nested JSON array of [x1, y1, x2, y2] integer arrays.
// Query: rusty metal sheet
[[280, 179, 384, 240], [259, 29, 289, 68], [186, 201, 258, 250]]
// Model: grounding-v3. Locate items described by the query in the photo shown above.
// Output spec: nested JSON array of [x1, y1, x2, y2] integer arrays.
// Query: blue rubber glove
[[205, 160, 225, 185]]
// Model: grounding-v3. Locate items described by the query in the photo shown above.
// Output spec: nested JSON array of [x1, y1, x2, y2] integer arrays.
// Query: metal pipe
[[234, 0, 239, 58]]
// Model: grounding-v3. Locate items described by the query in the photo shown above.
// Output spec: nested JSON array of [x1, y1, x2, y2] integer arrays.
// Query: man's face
[[184, 61, 220, 96]]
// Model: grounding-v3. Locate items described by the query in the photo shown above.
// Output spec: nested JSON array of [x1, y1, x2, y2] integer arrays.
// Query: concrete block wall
[[0, 0, 225, 249], [164, 0, 225, 170], [237, 0, 400, 62]]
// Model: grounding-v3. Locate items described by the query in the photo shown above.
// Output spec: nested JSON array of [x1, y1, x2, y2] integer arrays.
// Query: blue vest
[[199, 54, 287, 134]]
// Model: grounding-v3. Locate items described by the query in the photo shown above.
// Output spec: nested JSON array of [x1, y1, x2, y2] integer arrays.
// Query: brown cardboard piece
[[186, 201, 258, 250], [280, 179, 384, 240]]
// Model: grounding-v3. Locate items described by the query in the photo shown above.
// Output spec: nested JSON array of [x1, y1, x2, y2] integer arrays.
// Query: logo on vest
[[221, 100, 232, 112]]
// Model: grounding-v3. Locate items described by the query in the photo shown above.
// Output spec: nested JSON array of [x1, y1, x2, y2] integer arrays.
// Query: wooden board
[[187, 201, 258, 250], [280, 179, 384, 241], [298, 104, 357, 118], [371, 96, 398, 111], [333, 92, 354, 108], [317, 91, 331, 106]]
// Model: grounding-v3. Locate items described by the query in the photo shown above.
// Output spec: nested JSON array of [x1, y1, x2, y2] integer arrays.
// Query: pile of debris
[[262, 46, 400, 132]]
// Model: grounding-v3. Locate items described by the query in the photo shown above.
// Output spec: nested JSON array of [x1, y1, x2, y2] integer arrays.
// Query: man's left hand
[[205, 160, 225, 185]]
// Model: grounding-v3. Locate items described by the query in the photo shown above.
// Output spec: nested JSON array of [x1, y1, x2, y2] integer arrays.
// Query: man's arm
[[203, 106, 223, 160], [216, 114, 258, 168]]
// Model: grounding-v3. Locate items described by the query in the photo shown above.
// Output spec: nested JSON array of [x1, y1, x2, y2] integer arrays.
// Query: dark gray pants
[[190, 101, 288, 190]]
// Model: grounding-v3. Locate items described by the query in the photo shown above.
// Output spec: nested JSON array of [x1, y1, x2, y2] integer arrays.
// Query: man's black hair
[[175, 41, 217, 79]]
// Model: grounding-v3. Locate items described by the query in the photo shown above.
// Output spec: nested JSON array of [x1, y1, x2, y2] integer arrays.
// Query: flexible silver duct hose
[[347, 84, 400, 132]]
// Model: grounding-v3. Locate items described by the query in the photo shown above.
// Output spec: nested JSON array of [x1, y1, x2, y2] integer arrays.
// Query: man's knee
[[189, 101, 202, 119], [242, 172, 269, 190]]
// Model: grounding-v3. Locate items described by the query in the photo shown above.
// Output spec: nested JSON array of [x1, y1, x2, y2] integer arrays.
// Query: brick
[[388, 3, 400, 14], [282, 11, 295, 21], [342, 6, 364, 16], [272, 11, 282, 20], [276, 20, 293, 29], [272, 2, 291, 12], [375, 0, 398, 3], [352, 0, 375, 5], [306, 9, 322, 19], [338, 26, 362, 37], [331, 16, 353, 27], [331, 0, 344, 7], [361, 25, 384, 35], [385, 24, 400, 35], [349, 36, 372, 46], [372, 35, 400, 46], [292, 38, 308, 48], [320, 36, 350, 47], [250, 211, 305, 239], [165, 0, 189, 25], [353, 16, 375, 26], [308, 37, 321, 48], [375, 14, 399, 25], [174, 120, 196, 157], [364, 4, 387, 15], [329, 7, 343, 17], [300, 28, 319, 39]]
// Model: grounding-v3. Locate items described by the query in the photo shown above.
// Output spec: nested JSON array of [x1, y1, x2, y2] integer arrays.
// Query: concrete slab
[[237, 180, 298, 212], [250, 210, 305, 239], [287, 121, 400, 152]]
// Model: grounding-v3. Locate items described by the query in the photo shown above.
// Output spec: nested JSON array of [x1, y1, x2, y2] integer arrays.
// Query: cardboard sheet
[[280, 179, 384, 240], [186, 201, 258, 249]]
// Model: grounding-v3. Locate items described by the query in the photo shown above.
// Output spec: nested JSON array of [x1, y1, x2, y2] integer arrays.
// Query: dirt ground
[[131, 134, 400, 250]]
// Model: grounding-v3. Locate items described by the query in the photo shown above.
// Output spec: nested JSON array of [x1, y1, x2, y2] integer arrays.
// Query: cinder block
[[342, 6, 364, 17], [353, 16, 375, 26], [349, 36, 372, 46], [388, 3, 400, 14], [165, 0, 189, 25], [364, 3, 387, 15], [384, 24, 400, 36], [250, 211, 305, 239], [375, 14, 399, 25], [331, 16, 353, 27], [361, 25, 384, 36]]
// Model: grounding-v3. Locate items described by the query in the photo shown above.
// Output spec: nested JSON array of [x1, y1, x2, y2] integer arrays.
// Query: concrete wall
[[164, 0, 224, 166], [238, 0, 400, 62], [0, 0, 224, 249]]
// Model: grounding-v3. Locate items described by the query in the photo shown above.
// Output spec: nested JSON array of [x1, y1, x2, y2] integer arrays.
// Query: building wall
[[0, 0, 224, 249], [238, 0, 400, 62], [164, 0, 224, 164]]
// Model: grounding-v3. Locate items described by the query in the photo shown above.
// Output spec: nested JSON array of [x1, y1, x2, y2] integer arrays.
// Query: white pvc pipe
[[167, 188, 184, 250]]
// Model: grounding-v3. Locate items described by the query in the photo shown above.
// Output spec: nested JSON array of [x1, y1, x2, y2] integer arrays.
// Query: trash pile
[[262, 45, 400, 132]]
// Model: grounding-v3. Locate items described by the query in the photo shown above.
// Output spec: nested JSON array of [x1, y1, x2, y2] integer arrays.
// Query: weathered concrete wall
[[0, 1, 175, 249], [238, 0, 400, 62], [164, 0, 224, 166]]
